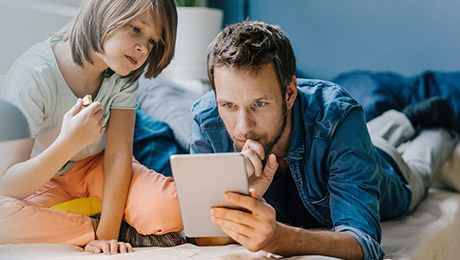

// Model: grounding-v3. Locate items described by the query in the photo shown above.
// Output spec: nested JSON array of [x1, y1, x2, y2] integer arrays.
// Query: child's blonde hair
[[64, 0, 177, 82]]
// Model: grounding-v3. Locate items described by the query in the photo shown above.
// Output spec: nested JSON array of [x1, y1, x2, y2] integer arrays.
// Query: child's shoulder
[[8, 37, 57, 78]]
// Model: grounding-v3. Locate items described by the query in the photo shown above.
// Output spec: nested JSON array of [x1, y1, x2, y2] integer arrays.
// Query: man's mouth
[[125, 55, 138, 66]]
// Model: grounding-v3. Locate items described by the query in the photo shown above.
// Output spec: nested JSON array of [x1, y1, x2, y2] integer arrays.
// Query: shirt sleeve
[[110, 79, 139, 109], [2, 69, 47, 138], [190, 120, 215, 154], [326, 108, 385, 260]]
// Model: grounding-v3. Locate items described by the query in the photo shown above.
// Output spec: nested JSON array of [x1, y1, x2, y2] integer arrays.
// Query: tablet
[[170, 153, 249, 237]]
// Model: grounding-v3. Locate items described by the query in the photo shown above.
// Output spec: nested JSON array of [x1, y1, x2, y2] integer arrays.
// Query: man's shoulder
[[191, 90, 221, 125], [296, 78, 360, 113], [295, 78, 362, 137]]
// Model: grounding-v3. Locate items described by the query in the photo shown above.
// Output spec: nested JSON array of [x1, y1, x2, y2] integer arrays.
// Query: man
[[190, 21, 458, 259]]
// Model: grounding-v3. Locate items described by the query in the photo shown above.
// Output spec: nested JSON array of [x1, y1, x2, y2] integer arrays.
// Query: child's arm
[[0, 99, 104, 198], [94, 108, 135, 241]]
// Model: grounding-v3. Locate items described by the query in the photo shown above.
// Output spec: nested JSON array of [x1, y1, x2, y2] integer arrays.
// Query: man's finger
[[262, 154, 278, 179], [242, 139, 265, 159], [223, 192, 264, 213], [242, 148, 263, 177]]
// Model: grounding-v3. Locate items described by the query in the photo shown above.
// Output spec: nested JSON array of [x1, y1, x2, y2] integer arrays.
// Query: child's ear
[[285, 75, 297, 109]]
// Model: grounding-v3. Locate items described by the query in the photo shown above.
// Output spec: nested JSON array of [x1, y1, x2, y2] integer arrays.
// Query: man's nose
[[235, 110, 255, 135]]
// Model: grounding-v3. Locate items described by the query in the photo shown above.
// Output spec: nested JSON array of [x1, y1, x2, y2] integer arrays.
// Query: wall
[[0, 0, 78, 75], [208, 0, 460, 80]]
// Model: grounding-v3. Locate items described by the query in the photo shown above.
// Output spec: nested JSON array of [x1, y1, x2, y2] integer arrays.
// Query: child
[[0, 0, 182, 254]]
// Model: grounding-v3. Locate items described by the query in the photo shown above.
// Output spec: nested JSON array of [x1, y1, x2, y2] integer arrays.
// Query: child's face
[[100, 9, 159, 76]]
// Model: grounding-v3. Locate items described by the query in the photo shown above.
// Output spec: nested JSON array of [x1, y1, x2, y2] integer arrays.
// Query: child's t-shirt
[[0, 34, 138, 173]]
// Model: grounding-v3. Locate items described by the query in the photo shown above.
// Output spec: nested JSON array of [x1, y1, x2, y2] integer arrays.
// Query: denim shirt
[[191, 79, 411, 260]]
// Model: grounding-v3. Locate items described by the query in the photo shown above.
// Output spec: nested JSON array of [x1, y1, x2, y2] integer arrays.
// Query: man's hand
[[210, 189, 279, 252], [84, 239, 133, 255], [240, 139, 278, 196]]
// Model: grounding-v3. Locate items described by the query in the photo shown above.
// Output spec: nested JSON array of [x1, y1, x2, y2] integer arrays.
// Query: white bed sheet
[[1, 187, 459, 260]]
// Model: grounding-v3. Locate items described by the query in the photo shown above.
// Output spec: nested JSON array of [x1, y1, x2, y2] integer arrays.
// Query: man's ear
[[285, 75, 297, 109]]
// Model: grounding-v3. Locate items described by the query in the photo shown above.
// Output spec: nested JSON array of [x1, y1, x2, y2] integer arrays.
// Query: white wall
[[0, 0, 79, 75]]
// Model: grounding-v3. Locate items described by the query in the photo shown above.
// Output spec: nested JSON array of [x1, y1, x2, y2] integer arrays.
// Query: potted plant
[[175, 0, 201, 6]]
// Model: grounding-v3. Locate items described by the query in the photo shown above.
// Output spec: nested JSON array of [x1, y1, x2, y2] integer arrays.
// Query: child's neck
[[53, 40, 106, 99]]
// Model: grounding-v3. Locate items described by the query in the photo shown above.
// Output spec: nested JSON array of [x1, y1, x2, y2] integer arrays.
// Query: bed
[[2, 0, 460, 258], [3, 72, 460, 260]]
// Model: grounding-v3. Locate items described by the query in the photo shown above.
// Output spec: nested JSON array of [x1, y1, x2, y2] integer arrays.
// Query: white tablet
[[170, 153, 249, 237]]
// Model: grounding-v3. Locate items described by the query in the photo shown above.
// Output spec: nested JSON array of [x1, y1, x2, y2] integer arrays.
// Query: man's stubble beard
[[233, 100, 288, 159]]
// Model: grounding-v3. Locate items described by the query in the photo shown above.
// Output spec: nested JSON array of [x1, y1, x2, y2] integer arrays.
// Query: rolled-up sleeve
[[333, 225, 384, 260]]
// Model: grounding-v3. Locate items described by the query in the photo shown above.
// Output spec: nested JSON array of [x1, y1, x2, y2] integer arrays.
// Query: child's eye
[[131, 25, 141, 33], [148, 38, 156, 45]]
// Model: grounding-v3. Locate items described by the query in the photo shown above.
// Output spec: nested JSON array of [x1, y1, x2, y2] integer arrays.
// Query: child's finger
[[126, 242, 133, 252], [110, 239, 118, 255], [69, 98, 82, 116]]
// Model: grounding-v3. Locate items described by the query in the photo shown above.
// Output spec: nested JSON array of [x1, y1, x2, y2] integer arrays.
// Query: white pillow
[[438, 142, 460, 192], [0, 74, 5, 87]]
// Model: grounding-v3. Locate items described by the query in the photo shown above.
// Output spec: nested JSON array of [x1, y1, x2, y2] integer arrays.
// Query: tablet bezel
[[170, 153, 249, 237]]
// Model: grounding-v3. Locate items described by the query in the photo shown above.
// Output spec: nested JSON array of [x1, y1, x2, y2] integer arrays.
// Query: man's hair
[[64, 0, 177, 82], [207, 21, 296, 96]]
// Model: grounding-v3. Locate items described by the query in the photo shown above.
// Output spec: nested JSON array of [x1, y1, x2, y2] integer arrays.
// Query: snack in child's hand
[[82, 95, 92, 107]]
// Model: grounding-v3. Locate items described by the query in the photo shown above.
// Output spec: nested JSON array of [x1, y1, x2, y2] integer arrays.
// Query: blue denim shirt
[[191, 79, 412, 260]]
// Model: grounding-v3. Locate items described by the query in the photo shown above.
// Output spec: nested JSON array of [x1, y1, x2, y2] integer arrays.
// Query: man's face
[[214, 62, 288, 155]]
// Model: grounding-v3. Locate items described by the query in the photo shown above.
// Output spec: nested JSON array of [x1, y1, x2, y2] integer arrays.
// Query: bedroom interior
[[1, 0, 460, 259]]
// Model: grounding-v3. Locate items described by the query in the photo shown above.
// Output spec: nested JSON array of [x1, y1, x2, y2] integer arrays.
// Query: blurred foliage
[[175, 0, 201, 7]]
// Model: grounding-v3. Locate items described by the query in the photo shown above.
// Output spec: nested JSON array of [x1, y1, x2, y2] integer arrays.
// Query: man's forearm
[[267, 222, 363, 260]]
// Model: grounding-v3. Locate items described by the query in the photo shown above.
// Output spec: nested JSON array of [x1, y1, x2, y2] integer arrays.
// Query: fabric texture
[[333, 70, 460, 123], [0, 34, 138, 162], [368, 110, 458, 212], [137, 75, 200, 152], [133, 110, 185, 177]]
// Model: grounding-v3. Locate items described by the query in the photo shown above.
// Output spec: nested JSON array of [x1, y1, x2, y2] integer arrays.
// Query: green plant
[[175, 0, 201, 7]]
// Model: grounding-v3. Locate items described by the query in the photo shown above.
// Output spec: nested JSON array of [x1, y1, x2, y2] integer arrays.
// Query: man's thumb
[[264, 153, 278, 175]]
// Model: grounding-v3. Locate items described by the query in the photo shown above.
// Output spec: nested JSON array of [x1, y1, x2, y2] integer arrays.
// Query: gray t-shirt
[[0, 34, 138, 167]]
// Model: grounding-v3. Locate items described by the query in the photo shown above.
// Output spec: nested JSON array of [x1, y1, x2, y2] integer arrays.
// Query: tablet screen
[[170, 153, 249, 237]]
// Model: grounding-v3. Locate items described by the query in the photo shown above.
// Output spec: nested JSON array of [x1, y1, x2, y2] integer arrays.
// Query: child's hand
[[85, 239, 133, 254], [58, 98, 104, 152]]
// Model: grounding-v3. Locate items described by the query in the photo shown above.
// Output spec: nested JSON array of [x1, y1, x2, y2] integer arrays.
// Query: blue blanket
[[333, 70, 460, 122], [133, 110, 185, 177]]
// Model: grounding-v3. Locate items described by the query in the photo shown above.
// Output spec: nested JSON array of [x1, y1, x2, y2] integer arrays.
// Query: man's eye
[[131, 26, 141, 33], [254, 101, 266, 107], [224, 103, 235, 109]]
